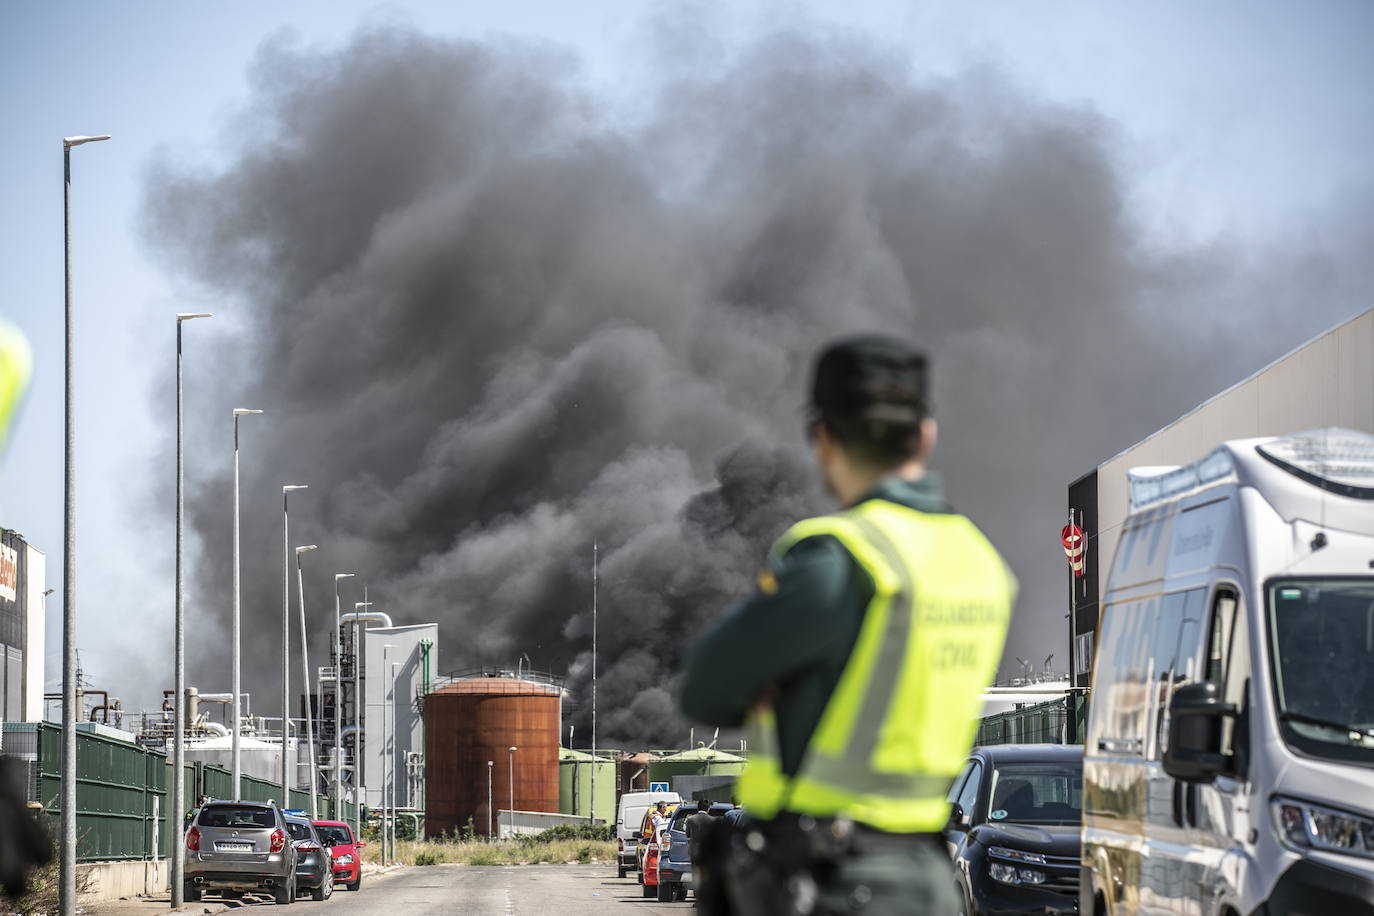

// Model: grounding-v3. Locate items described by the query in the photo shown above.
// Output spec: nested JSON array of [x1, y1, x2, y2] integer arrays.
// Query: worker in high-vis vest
[[0, 317, 32, 459], [680, 335, 1015, 915]]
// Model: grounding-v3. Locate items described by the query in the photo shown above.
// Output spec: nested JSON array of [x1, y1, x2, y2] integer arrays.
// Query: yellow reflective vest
[[0, 319, 32, 457], [736, 497, 1015, 832]]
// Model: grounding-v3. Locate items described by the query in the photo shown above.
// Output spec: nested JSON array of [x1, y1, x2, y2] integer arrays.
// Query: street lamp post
[[508, 746, 517, 840], [231, 409, 263, 801], [381, 644, 395, 864], [281, 485, 307, 808], [333, 574, 354, 820], [294, 545, 319, 819], [172, 312, 210, 909], [487, 761, 494, 840], [60, 132, 109, 916]]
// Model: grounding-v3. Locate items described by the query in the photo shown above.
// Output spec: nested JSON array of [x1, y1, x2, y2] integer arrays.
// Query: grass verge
[[362, 838, 616, 867]]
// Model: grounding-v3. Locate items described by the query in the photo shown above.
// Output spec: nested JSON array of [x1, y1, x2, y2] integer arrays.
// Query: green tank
[[646, 745, 747, 789], [558, 748, 616, 826]]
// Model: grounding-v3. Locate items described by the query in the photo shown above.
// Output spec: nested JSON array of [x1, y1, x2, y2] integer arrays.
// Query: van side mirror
[[1163, 681, 1235, 783], [945, 803, 968, 832]]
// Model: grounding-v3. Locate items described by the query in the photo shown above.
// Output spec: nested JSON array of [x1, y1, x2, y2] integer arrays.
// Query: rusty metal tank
[[617, 751, 657, 796], [424, 676, 561, 837]]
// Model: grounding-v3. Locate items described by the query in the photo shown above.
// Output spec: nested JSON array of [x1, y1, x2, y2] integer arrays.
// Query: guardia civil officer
[[680, 335, 1016, 915]]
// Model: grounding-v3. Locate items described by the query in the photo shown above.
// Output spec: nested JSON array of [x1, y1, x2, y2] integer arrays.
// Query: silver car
[[284, 816, 334, 901], [185, 800, 298, 905]]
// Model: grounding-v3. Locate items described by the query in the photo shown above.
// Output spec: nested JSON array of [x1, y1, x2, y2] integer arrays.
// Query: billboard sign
[[0, 541, 15, 603]]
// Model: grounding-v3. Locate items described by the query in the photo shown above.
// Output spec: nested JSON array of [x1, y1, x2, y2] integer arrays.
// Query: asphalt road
[[87, 865, 687, 915], [322, 864, 684, 915]]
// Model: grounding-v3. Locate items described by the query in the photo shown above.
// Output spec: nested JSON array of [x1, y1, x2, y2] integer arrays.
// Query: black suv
[[943, 744, 1083, 916]]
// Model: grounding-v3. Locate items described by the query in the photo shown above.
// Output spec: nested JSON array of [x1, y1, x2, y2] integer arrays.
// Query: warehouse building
[[1067, 306, 1374, 687]]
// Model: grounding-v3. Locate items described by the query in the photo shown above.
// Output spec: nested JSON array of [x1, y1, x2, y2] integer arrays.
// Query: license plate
[[215, 841, 253, 852]]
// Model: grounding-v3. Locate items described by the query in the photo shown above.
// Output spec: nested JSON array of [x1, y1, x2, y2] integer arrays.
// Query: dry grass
[[361, 838, 616, 867]]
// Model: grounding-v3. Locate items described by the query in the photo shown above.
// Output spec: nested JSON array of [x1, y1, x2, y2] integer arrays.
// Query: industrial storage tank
[[425, 675, 560, 837], [648, 746, 747, 787], [617, 751, 656, 796], [558, 748, 616, 825]]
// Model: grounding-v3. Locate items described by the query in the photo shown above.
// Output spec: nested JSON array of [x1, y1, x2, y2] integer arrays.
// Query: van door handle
[[1171, 781, 1184, 827], [1186, 784, 1200, 828]]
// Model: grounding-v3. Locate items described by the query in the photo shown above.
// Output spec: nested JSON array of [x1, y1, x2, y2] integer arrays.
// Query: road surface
[[88, 864, 685, 915]]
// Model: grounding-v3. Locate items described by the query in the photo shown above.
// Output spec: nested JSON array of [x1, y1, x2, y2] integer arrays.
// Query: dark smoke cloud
[[143, 22, 1369, 747]]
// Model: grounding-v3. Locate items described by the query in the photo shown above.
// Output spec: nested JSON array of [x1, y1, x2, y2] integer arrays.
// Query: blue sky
[[2, 1, 1372, 704]]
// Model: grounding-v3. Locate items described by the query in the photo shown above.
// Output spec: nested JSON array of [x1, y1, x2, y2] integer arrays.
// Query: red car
[[312, 820, 365, 891]]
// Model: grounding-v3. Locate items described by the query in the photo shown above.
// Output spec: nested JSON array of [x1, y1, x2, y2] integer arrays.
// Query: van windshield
[[1268, 578, 1374, 764]]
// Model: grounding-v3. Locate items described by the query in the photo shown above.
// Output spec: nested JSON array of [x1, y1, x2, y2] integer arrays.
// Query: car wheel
[[184, 884, 201, 902], [642, 883, 656, 898], [676, 884, 689, 902], [311, 878, 327, 901], [657, 881, 672, 903], [617, 865, 627, 879], [347, 873, 361, 892], [273, 882, 292, 906]]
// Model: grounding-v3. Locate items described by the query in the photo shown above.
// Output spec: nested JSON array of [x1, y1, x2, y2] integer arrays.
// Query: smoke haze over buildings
[[143, 21, 1371, 746]]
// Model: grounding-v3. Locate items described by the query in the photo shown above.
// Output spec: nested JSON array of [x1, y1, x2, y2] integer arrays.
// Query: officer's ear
[[916, 417, 937, 464]]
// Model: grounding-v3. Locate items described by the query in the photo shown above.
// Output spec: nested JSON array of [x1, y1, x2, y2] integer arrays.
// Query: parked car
[[658, 802, 733, 902], [642, 826, 667, 898], [312, 819, 364, 892], [1082, 429, 1374, 916], [284, 815, 334, 901], [184, 800, 298, 905], [943, 744, 1083, 915], [615, 790, 680, 879]]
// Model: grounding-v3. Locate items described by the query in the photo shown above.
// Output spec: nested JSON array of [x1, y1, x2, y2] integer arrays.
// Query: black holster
[[697, 814, 858, 916]]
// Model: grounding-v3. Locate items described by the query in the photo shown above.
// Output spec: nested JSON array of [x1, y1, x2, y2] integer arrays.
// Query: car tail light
[[270, 829, 287, 853], [617, 838, 624, 852], [299, 842, 320, 853], [186, 827, 200, 852]]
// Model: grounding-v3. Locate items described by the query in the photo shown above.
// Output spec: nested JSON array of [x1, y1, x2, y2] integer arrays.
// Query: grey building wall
[[1075, 306, 1373, 680], [360, 623, 437, 809]]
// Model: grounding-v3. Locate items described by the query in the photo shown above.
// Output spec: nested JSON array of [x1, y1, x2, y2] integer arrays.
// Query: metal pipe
[[61, 131, 110, 916], [340, 610, 392, 628], [333, 573, 354, 820], [391, 661, 400, 859], [381, 644, 395, 863], [200, 722, 229, 738], [352, 599, 372, 842], [508, 746, 517, 839]]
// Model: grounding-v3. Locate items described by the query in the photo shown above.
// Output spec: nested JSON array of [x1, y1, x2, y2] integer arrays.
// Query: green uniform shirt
[[680, 474, 953, 777]]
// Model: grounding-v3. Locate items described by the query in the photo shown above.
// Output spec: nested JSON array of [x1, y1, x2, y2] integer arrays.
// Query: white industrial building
[[358, 622, 436, 810], [1068, 306, 1374, 687], [0, 530, 45, 725]]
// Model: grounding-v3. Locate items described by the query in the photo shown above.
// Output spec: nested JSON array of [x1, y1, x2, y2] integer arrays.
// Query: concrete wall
[[362, 623, 437, 809], [1094, 307, 1374, 608], [78, 859, 168, 904]]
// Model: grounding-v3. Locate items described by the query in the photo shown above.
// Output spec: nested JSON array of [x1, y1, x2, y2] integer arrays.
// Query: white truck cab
[[1082, 428, 1374, 915]]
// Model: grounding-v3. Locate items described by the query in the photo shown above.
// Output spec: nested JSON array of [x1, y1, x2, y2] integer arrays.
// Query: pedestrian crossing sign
[[649, 782, 669, 793]]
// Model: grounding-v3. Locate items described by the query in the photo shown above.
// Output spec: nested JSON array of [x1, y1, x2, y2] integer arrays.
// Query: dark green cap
[[810, 334, 928, 422]]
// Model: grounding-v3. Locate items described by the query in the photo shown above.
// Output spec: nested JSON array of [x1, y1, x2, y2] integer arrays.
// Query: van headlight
[[1272, 797, 1374, 859]]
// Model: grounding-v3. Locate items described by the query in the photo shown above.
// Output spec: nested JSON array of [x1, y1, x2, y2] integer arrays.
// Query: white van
[[1082, 428, 1374, 915], [615, 790, 680, 879]]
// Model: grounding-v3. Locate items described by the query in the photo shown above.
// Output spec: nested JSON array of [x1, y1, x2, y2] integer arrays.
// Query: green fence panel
[[202, 764, 234, 801], [975, 694, 1087, 747]]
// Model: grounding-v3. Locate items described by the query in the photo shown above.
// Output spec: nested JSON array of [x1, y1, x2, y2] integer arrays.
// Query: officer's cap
[[810, 334, 928, 423]]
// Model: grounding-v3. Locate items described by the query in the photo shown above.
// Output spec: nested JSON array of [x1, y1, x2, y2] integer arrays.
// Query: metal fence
[[3, 722, 356, 862], [975, 692, 1088, 747]]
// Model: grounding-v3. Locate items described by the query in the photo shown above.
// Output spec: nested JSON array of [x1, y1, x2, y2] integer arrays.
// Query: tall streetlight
[[281, 485, 308, 808], [381, 644, 396, 864], [352, 599, 372, 841], [507, 746, 517, 840], [171, 311, 211, 909], [231, 408, 263, 800], [487, 761, 494, 840], [60, 132, 109, 916], [294, 545, 319, 819], [332, 573, 355, 819]]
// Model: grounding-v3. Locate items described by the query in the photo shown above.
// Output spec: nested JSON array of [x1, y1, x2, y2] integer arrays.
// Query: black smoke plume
[[143, 22, 1369, 747]]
